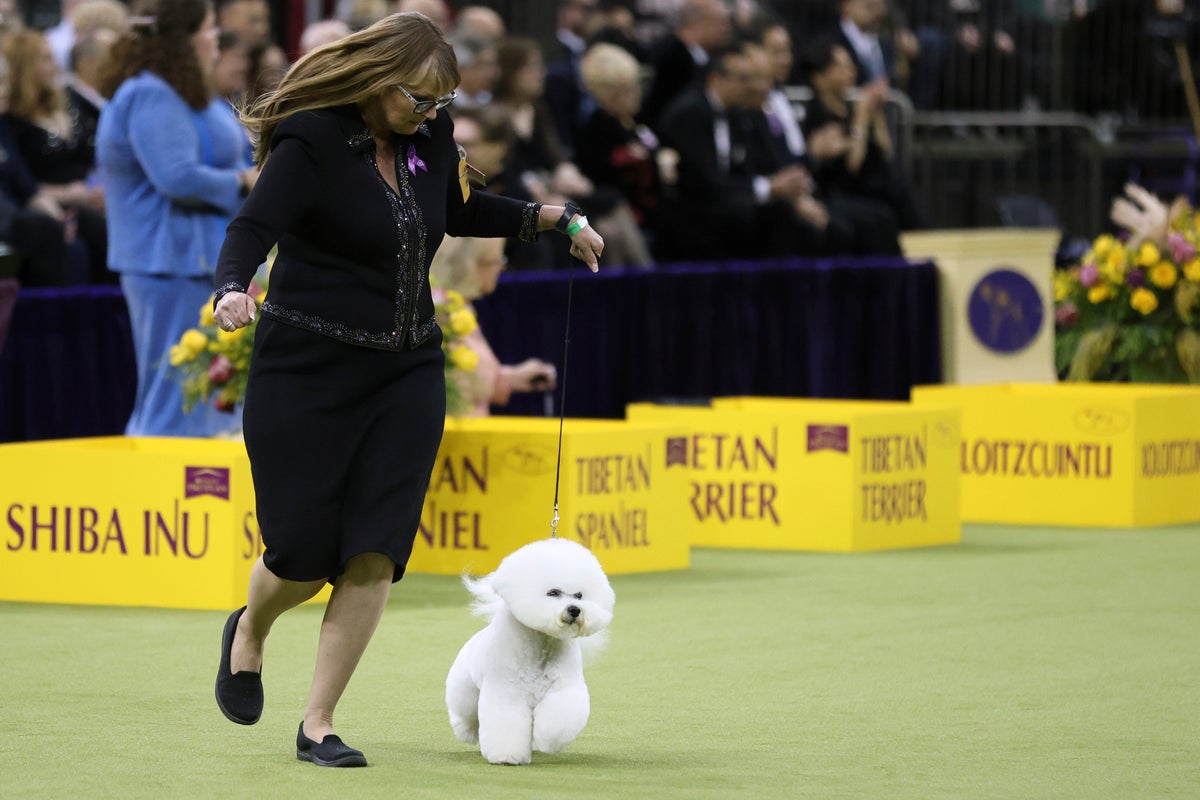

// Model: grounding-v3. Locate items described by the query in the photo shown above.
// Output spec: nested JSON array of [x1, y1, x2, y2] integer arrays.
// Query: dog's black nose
[[566, 605, 580, 620]]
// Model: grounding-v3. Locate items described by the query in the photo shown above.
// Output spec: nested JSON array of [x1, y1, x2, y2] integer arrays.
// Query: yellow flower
[[180, 328, 208, 356], [1130, 287, 1158, 315], [1087, 284, 1113, 304], [1054, 271, 1075, 302], [199, 301, 216, 327], [1150, 262, 1178, 289], [448, 345, 479, 372], [168, 344, 192, 366], [1103, 248, 1125, 279], [1092, 234, 1116, 258], [1185, 258, 1200, 282], [449, 308, 477, 336], [443, 289, 465, 311], [1136, 242, 1161, 268], [216, 325, 249, 345], [1102, 253, 1126, 285]]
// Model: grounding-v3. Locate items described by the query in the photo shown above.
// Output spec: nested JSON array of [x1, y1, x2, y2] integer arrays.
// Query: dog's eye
[[546, 589, 562, 597], [573, 592, 583, 600]]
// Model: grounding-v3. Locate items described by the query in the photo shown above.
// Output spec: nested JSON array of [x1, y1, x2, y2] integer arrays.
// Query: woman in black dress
[[211, 12, 603, 767]]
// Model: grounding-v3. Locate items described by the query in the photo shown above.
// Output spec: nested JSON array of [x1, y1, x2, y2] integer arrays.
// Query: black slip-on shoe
[[214, 606, 263, 725], [296, 722, 368, 767]]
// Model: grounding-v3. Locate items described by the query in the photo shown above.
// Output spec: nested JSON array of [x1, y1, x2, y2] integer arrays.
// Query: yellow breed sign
[[0, 437, 332, 609], [408, 417, 690, 575], [911, 383, 1200, 526], [626, 400, 961, 551]]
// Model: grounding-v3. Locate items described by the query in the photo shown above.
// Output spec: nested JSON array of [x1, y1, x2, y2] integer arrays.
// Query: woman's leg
[[301, 551, 396, 741], [230, 556, 327, 674]]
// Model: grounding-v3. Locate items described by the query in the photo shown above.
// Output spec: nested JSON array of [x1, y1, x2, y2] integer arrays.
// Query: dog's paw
[[484, 751, 532, 766]]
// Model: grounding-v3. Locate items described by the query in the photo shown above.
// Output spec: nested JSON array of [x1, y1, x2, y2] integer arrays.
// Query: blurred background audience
[[0, 0, 1195, 279]]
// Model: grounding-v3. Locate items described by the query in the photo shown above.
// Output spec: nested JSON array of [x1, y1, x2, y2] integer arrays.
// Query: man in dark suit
[[654, 44, 819, 261], [642, 0, 732, 129], [830, 0, 896, 85], [739, 41, 901, 256]]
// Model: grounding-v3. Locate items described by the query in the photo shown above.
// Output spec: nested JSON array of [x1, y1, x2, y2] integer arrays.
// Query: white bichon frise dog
[[445, 538, 615, 765]]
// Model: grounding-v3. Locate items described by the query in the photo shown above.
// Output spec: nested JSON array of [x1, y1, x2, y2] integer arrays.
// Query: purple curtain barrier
[[0, 257, 941, 441], [475, 256, 942, 419], [0, 286, 135, 443]]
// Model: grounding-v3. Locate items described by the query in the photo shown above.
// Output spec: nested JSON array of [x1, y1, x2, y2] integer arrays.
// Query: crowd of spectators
[[0, 0, 1193, 282]]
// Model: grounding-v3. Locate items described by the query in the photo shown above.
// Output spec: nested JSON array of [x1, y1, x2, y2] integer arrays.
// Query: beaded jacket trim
[[519, 202, 541, 243]]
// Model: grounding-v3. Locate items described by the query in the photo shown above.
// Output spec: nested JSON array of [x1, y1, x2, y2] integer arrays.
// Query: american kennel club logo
[[185, 467, 231, 501], [807, 425, 849, 454]]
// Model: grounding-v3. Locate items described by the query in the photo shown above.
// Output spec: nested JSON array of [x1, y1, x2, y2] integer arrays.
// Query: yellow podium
[[0, 437, 316, 610], [911, 383, 1200, 526], [626, 399, 961, 552], [410, 417, 690, 575], [0, 419, 689, 609], [902, 228, 1059, 385]]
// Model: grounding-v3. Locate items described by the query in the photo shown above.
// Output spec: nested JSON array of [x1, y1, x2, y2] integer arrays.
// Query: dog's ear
[[579, 629, 610, 665], [463, 574, 504, 620]]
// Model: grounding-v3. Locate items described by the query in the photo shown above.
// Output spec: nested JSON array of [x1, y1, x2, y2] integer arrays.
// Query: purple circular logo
[[967, 268, 1043, 353]]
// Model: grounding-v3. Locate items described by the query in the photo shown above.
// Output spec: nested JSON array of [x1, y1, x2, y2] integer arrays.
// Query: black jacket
[[214, 105, 539, 351]]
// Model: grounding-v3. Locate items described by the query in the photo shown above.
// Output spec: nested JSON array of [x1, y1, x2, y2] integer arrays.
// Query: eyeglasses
[[395, 84, 457, 115]]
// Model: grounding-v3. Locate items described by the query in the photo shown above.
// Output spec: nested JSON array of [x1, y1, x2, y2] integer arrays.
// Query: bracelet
[[555, 201, 582, 234], [566, 215, 589, 237]]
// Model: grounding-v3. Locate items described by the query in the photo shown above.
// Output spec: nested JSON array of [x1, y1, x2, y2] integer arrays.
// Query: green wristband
[[566, 215, 588, 237]]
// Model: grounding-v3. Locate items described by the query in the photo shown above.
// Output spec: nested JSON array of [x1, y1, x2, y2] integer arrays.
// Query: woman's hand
[[213, 291, 257, 331], [512, 358, 557, 392], [569, 225, 604, 272]]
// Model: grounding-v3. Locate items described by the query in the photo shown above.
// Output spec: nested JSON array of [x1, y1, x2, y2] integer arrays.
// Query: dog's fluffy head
[[466, 538, 615, 640]]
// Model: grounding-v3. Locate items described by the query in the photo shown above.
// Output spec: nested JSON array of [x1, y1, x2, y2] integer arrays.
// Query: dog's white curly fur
[[445, 538, 615, 765]]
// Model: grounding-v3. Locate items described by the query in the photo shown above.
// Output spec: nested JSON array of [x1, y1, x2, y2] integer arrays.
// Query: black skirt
[[242, 317, 446, 583]]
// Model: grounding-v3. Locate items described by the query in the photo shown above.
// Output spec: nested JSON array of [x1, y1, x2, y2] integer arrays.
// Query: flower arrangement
[[171, 278, 267, 414], [433, 285, 481, 416], [1055, 183, 1200, 383], [173, 269, 481, 418]]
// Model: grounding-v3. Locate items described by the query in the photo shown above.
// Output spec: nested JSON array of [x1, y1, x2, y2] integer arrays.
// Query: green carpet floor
[[2, 525, 1198, 799]]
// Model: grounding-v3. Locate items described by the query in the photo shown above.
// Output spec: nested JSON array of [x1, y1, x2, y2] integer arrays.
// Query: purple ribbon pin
[[407, 143, 427, 175]]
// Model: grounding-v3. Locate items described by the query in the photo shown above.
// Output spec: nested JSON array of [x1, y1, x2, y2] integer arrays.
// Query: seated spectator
[[297, 18, 350, 56], [3, 30, 108, 282], [494, 36, 651, 267], [586, 1, 646, 61], [453, 5, 507, 41], [449, 34, 499, 108], [908, 0, 1029, 111], [430, 236, 557, 417], [642, 0, 732, 128], [450, 103, 523, 199], [544, 0, 601, 156], [0, 54, 78, 286], [801, 37, 925, 231], [576, 42, 665, 239], [398, 0, 452, 31], [830, 0, 896, 86], [655, 44, 843, 261], [67, 28, 119, 151]]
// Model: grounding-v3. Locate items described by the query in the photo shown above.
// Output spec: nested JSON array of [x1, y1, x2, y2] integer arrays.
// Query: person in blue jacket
[[96, 0, 258, 437]]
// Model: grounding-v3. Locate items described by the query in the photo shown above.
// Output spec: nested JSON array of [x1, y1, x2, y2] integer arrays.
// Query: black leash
[[549, 261, 576, 539]]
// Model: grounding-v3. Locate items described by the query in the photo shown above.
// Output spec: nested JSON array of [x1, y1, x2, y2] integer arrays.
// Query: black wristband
[[555, 201, 582, 234]]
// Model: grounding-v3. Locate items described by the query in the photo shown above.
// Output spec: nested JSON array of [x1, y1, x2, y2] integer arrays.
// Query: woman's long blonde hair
[[243, 12, 459, 165]]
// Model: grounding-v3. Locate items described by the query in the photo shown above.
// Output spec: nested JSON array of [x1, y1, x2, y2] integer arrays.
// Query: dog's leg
[[477, 684, 534, 765], [445, 651, 480, 745], [532, 682, 590, 754]]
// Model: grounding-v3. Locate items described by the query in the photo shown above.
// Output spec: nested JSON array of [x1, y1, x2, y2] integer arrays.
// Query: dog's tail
[[462, 574, 505, 621]]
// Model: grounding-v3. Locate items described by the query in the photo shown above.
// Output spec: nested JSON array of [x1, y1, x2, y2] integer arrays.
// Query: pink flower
[[1169, 232, 1196, 264], [1079, 263, 1100, 287], [208, 355, 233, 386], [1055, 301, 1079, 327]]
